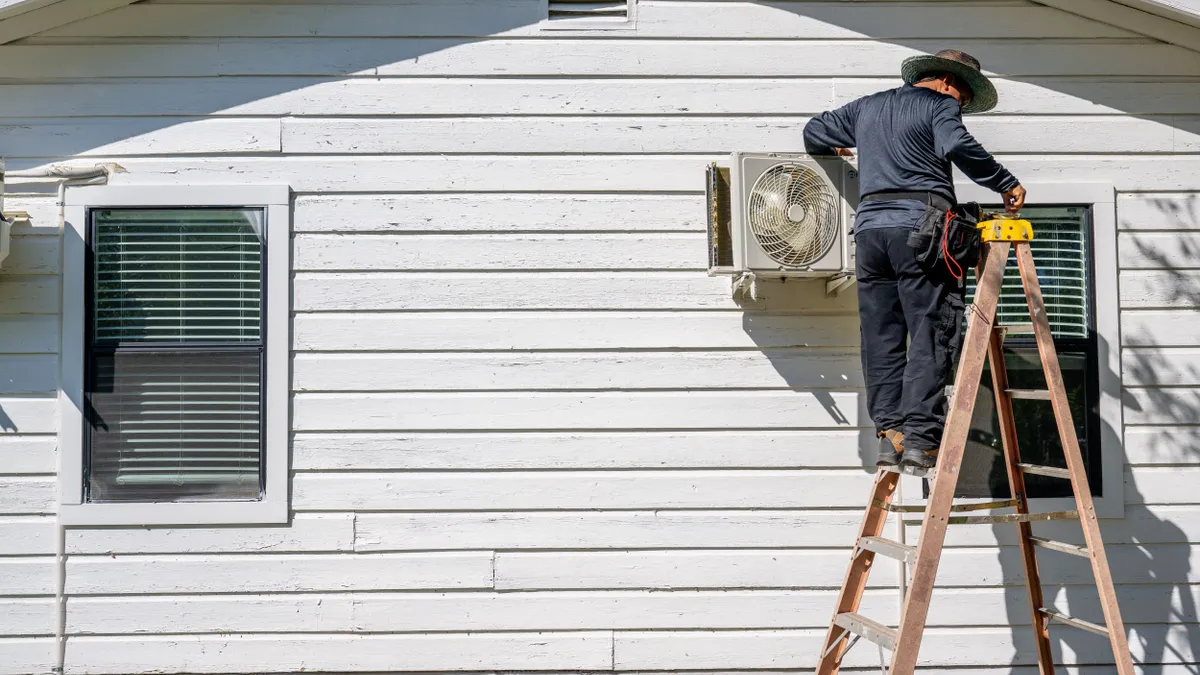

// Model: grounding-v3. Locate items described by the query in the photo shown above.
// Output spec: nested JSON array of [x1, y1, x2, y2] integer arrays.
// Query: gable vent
[[548, 1, 630, 21]]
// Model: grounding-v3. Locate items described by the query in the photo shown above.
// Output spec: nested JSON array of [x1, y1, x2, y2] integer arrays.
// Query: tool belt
[[864, 190, 982, 280]]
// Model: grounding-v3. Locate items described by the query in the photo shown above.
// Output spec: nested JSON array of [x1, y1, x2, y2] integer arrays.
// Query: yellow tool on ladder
[[816, 216, 1135, 674]]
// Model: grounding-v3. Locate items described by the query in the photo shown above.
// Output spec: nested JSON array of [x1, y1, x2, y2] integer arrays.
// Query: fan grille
[[747, 162, 840, 268]]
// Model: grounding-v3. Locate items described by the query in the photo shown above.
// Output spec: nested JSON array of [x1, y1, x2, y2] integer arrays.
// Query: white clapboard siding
[[293, 194, 705, 233], [29, 155, 1200, 193], [293, 311, 861, 351], [292, 350, 865, 392], [0, 640, 51, 675], [0, 397, 61, 435], [284, 115, 1200, 155], [65, 514, 354, 555], [0, 517, 53, 556], [0, 477, 54, 515], [0, 558, 55, 596], [1119, 232, 1200, 269], [0, 316, 58, 353], [67, 552, 494, 595], [0, 356, 55, 395], [62, 585, 1200, 635], [292, 272, 857, 312], [41, 2, 1137, 39], [0, 118, 280, 158], [0, 237, 59, 275], [1124, 388, 1200, 425], [0, 436, 55, 474], [0, 599, 53, 636], [1124, 467, 1200, 504], [1121, 309, 1200, 345], [494, 545, 1196, 590], [11, 77, 1200, 118], [293, 470, 877, 511], [292, 390, 867, 432], [293, 429, 870, 471], [1118, 192, 1200, 230], [0, 277, 60, 315], [1123, 426, 1200, 465], [292, 233, 706, 271], [1119, 270, 1200, 308], [9, 39, 1198, 79], [63, 632, 614, 674], [354, 510, 867, 552], [612, 626, 1197, 669], [1122, 348, 1200, 385]]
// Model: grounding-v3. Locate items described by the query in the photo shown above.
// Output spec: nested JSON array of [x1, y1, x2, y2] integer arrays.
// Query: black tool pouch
[[906, 202, 983, 278], [906, 205, 945, 270]]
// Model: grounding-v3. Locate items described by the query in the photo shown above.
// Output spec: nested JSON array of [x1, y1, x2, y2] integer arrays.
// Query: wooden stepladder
[[816, 218, 1135, 675]]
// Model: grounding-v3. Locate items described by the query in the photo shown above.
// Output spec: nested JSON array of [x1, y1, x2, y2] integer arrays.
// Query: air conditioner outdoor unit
[[707, 152, 859, 296]]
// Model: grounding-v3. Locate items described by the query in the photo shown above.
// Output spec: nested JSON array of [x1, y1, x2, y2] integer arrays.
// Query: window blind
[[966, 206, 1091, 338], [87, 208, 265, 503]]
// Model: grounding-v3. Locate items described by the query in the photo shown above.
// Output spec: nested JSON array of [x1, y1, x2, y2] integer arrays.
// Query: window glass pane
[[957, 350, 1098, 499], [88, 350, 263, 502], [92, 208, 264, 343], [966, 206, 1090, 338]]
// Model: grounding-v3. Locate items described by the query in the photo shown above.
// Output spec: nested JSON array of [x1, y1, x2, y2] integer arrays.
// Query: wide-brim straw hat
[[901, 49, 997, 115]]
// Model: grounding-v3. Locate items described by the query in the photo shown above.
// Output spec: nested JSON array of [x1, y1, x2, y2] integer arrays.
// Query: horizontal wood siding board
[[0, 397, 61, 435], [1122, 348, 1200, 385], [293, 312, 861, 352], [0, 356, 57, 395], [292, 350, 865, 391], [5, 40, 1197, 79], [0, 277, 60, 315], [0, 436, 56, 474], [66, 552, 494, 595], [1124, 467, 1200, 504], [65, 514, 354, 555], [0, 477, 54, 515], [354, 510, 867, 551], [1119, 232, 1200, 269], [0, 118, 280, 157], [0, 639, 51, 675], [1119, 270, 1200, 308], [1121, 309, 1200, 345], [64, 632, 614, 673], [21, 156, 1200, 193], [293, 429, 870, 471], [291, 390, 868, 432], [0, 517, 53, 555], [40, 2, 1136, 39], [0, 599, 53, 636], [0, 316, 58, 353], [493, 545, 1200, 590], [1118, 192, 1200, 230], [61, 585, 1198, 634], [1123, 388, 1200, 425], [10, 78, 1200, 117], [0, 558, 54, 595], [293, 470, 876, 511], [293, 195, 706, 234], [1123, 426, 1200, 465]]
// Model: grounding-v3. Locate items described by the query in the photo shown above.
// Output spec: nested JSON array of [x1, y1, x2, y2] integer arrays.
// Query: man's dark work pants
[[855, 226, 965, 453]]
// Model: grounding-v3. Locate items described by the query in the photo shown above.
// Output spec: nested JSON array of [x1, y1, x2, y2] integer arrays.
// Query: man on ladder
[[802, 49, 1025, 470], [802, 51, 1137, 675]]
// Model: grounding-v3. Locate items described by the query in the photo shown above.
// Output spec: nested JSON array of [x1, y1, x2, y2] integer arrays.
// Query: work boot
[[901, 446, 938, 469], [876, 429, 904, 466]]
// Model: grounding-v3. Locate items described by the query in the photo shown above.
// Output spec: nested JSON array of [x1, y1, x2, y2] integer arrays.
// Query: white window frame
[[899, 181, 1125, 518], [58, 184, 291, 526], [539, 0, 637, 31]]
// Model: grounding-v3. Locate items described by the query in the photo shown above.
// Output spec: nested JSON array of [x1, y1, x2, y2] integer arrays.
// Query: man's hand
[[1002, 185, 1026, 213], [833, 147, 855, 158]]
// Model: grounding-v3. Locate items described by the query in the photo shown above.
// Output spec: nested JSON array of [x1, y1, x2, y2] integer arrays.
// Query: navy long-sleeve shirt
[[803, 84, 1019, 231]]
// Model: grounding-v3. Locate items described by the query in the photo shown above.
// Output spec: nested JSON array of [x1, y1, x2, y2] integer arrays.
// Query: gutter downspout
[[6, 163, 124, 675]]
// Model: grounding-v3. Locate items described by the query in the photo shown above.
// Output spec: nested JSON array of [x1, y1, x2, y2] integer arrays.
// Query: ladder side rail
[[888, 242, 1011, 675], [815, 469, 901, 675], [1014, 243, 1135, 674], [987, 327, 1055, 673]]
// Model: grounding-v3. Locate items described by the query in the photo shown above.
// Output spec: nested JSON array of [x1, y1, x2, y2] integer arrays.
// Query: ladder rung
[[1029, 536, 1090, 558], [1020, 463, 1071, 480], [904, 510, 1079, 526], [1039, 608, 1109, 636], [1006, 388, 1052, 400], [834, 612, 897, 651], [858, 535, 917, 565], [876, 498, 1017, 514], [998, 324, 1036, 335]]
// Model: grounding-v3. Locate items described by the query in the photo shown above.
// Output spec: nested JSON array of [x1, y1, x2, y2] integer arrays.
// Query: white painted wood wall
[[0, 0, 1198, 672]]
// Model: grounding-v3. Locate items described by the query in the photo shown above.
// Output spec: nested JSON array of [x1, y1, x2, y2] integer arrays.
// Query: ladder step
[[1019, 463, 1071, 480], [998, 324, 1036, 335], [1029, 536, 1090, 558], [858, 535, 917, 565], [1039, 608, 1109, 637], [904, 510, 1079, 526], [833, 612, 897, 651], [1006, 388, 1052, 400]]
